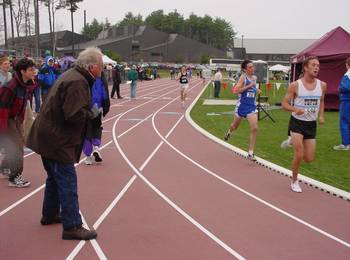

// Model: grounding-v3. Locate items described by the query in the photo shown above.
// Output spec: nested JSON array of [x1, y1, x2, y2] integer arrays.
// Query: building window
[[132, 45, 140, 51], [151, 52, 162, 57]]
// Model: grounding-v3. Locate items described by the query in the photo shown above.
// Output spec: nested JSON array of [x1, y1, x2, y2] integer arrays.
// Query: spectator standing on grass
[[26, 47, 104, 240], [213, 69, 223, 98], [333, 57, 350, 151], [281, 56, 326, 193]]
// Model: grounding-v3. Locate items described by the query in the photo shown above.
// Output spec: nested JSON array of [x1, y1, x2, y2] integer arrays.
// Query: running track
[[0, 78, 349, 260]]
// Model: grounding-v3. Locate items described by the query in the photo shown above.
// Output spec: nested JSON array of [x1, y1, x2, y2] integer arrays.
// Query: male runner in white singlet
[[282, 56, 327, 193]]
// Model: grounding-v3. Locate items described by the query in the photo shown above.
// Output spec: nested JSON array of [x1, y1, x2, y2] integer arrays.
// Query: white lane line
[[151, 101, 350, 249], [139, 141, 164, 171], [139, 115, 184, 172], [112, 110, 245, 260], [66, 212, 107, 260], [118, 113, 153, 138], [64, 83, 200, 258], [64, 81, 207, 259], [0, 79, 189, 217], [0, 141, 113, 217], [24, 152, 35, 158], [93, 175, 137, 229]]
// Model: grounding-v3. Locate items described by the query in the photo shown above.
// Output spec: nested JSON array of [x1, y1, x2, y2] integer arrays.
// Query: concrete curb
[[185, 81, 350, 202]]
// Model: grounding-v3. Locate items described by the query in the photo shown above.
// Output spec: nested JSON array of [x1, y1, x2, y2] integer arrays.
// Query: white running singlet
[[292, 79, 322, 121]]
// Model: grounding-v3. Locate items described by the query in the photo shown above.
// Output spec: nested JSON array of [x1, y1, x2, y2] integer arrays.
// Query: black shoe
[[92, 147, 103, 162], [247, 153, 257, 162], [111, 96, 116, 99], [40, 214, 62, 225], [223, 130, 231, 141], [117, 96, 123, 99], [62, 226, 97, 240]]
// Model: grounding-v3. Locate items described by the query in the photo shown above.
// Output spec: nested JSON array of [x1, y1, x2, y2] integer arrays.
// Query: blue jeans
[[214, 81, 221, 98], [130, 81, 137, 98], [340, 101, 350, 145], [41, 157, 82, 230]]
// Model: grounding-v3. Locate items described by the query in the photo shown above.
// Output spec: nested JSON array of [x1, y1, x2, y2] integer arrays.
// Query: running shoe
[[333, 144, 350, 151], [84, 156, 93, 165], [247, 153, 257, 162], [291, 180, 302, 193], [8, 175, 31, 188], [92, 147, 103, 162], [223, 130, 231, 141], [280, 138, 292, 149]]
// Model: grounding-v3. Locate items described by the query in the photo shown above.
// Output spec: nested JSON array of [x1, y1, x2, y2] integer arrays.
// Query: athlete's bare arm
[[318, 81, 327, 124], [236, 74, 255, 94], [282, 81, 304, 115]]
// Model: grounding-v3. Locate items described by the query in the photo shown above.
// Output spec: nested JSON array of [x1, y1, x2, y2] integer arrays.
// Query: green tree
[[200, 54, 210, 64], [117, 12, 144, 27], [104, 50, 122, 63], [145, 9, 165, 31], [59, 0, 83, 55], [81, 18, 103, 39], [161, 9, 185, 34]]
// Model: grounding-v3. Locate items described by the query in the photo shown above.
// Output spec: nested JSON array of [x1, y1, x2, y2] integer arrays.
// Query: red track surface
[[0, 78, 349, 259]]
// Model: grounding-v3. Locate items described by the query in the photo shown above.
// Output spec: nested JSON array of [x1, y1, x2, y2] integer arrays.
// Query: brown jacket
[[26, 66, 95, 163]]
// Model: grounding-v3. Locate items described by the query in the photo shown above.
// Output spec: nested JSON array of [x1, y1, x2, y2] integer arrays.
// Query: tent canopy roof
[[269, 64, 290, 72], [102, 55, 117, 65], [291, 26, 350, 63]]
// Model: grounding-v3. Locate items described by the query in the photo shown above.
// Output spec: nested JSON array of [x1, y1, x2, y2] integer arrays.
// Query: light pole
[[1, 0, 8, 49], [241, 34, 244, 48]]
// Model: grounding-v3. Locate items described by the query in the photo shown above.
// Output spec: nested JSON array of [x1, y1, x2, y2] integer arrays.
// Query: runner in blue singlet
[[223, 60, 261, 161]]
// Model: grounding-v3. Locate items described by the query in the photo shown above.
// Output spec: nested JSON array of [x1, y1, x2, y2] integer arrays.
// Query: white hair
[[75, 47, 103, 70]]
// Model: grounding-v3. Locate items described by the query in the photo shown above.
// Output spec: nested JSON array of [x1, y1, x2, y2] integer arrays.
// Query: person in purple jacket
[[83, 72, 110, 165]]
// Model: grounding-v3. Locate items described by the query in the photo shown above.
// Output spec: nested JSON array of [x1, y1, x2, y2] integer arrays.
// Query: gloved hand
[[90, 104, 102, 119]]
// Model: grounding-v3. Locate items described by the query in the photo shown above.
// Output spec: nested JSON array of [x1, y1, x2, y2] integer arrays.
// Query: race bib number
[[247, 92, 255, 98]]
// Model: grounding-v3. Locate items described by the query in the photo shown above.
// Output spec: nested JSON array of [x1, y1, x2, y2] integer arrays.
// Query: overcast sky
[[40, 0, 349, 39]]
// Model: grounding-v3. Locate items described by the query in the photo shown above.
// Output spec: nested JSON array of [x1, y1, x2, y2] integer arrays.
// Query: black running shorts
[[288, 116, 317, 139]]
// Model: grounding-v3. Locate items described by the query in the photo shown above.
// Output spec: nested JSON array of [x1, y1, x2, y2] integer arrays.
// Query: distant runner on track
[[176, 65, 189, 108]]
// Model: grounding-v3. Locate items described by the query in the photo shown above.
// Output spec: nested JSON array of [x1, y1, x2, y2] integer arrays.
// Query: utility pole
[[70, 1, 75, 56], [9, 0, 14, 47], [83, 10, 86, 30], [34, 0, 40, 57], [1, 0, 8, 49]]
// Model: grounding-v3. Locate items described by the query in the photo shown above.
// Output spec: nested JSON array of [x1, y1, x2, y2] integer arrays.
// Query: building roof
[[234, 38, 316, 54], [57, 35, 134, 51]]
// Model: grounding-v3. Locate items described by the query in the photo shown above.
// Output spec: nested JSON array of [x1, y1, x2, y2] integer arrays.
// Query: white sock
[[248, 150, 254, 155]]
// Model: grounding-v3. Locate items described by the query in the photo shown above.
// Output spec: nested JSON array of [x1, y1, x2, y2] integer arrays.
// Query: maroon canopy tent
[[291, 26, 350, 109]]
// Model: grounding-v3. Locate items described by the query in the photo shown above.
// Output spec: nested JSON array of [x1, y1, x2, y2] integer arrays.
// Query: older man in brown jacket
[[27, 47, 103, 240]]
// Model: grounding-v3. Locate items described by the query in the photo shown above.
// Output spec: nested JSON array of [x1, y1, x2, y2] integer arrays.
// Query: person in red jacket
[[0, 58, 36, 187]]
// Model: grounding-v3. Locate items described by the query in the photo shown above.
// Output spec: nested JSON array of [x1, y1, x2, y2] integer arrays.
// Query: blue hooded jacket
[[339, 69, 350, 102], [38, 56, 59, 94], [91, 77, 108, 109]]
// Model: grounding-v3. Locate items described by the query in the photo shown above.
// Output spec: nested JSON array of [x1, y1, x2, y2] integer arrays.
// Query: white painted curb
[[185, 81, 350, 202]]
